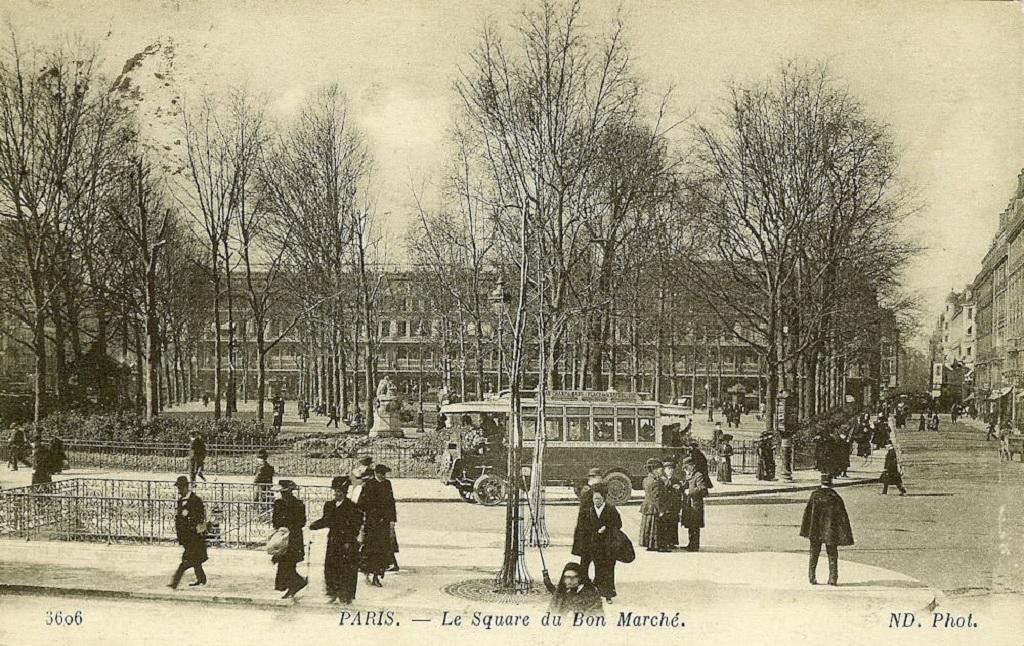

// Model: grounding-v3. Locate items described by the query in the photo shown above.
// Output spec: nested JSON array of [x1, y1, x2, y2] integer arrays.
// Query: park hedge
[[9, 411, 278, 446]]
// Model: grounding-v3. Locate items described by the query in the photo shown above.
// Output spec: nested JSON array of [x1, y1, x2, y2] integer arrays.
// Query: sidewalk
[[0, 530, 937, 617], [0, 463, 879, 501]]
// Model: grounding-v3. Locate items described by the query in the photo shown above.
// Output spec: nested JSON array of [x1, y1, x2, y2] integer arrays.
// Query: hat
[[174, 476, 190, 487], [374, 464, 391, 474], [645, 457, 663, 469], [722, 434, 733, 441], [586, 468, 603, 478], [257, 449, 269, 459], [330, 476, 350, 490], [276, 479, 299, 492], [358, 456, 374, 466], [662, 458, 677, 468], [820, 473, 833, 486]]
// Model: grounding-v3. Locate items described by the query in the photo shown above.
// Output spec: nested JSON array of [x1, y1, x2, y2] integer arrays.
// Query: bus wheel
[[473, 474, 507, 506], [603, 472, 632, 505]]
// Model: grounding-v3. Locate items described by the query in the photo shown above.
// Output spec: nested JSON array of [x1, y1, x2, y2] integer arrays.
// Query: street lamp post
[[489, 277, 530, 594]]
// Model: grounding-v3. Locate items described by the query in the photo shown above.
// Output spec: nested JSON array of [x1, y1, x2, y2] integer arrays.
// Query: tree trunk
[[211, 242, 223, 420], [145, 254, 162, 420], [31, 285, 47, 423]]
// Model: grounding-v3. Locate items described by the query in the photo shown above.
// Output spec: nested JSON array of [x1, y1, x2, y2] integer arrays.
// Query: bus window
[[522, 418, 537, 440], [544, 417, 563, 441], [617, 417, 636, 442], [566, 408, 589, 441], [593, 417, 614, 441], [638, 409, 656, 442]]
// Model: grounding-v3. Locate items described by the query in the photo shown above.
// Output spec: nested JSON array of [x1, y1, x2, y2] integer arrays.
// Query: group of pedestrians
[[169, 454, 399, 604], [6, 424, 66, 485]]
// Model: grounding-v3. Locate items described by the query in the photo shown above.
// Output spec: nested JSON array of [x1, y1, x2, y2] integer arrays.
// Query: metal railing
[[0, 478, 336, 547], [62, 440, 441, 478]]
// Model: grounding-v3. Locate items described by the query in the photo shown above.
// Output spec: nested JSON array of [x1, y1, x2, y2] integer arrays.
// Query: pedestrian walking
[[542, 562, 603, 619], [638, 457, 667, 552], [572, 468, 605, 579], [31, 434, 51, 485], [7, 425, 29, 471], [757, 431, 776, 481], [327, 403, 340, 428], [574, 483, 622, 603], [309, 476, 364, 603], [800, 474, 854, 586], [253, 449, 275, 506], [880, 443, 907, 495], [357, 464, 397, 586], [680, 456, 709, 552], [168, 476, 208, 588], [716, 435, 733, 483], [189, 432, 207, 483], [918, 414, 926, 433], [271, 479, 308, 598], [660, 459, 683, 549]]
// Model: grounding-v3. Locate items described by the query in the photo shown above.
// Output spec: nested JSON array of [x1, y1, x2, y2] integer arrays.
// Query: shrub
[[12, 411, 279, 446]]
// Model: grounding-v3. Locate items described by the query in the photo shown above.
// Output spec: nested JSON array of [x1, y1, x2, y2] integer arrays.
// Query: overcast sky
[[5, 0, 1023, 344]]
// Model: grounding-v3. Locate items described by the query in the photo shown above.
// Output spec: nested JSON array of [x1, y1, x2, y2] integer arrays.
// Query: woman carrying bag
[[575, 483, 623, 603]]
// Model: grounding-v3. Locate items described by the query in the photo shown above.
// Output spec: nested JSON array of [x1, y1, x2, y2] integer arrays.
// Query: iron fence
[[63, 440, 442, 478], [0, 478, 336, 547]]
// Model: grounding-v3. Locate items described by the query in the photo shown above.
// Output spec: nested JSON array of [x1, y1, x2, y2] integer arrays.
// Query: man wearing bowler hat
[[272, 479, 307, 598], [253, 449, 275, 506], [168, 476, 208, 589]]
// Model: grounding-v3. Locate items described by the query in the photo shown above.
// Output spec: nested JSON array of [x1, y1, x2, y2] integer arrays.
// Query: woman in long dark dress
[[575, 484, 622, 603], [716, 436, 733, 483], [638, 458, 665, 551], [542, 562, 603, 618], [358, 464, 397, 586], [309, 476, 364, 603]]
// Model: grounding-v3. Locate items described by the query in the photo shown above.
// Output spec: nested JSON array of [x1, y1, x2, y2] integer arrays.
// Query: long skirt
[[717, 457, 732, 483], [639, 513, 664, 549], [324, 541, 359, 601], [360, 519, 396, 575], [657, 513, 679, 547]]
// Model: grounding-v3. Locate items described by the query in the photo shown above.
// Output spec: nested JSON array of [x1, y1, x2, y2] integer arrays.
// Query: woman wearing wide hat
[[272, 479, 308, 598], [309, 476, 364, 603], [638, 457, 666, 551]]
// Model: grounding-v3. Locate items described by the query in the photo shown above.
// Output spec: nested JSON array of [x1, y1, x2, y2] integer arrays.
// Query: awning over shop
[[989, 387, 1013, 400]]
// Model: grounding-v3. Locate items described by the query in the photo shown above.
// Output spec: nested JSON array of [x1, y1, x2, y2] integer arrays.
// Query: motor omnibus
[[439, 390, 692, 506]]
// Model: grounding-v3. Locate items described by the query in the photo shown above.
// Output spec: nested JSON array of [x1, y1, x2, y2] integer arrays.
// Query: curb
[[0, 583, 329, 610], [707, 476, 880, 499]]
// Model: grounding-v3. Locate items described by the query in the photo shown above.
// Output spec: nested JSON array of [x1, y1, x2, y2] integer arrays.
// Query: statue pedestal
[[370, 394, 405, 438]]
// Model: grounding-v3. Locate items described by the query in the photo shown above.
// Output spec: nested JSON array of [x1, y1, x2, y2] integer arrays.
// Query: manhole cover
[[443, 578, 546, 605]]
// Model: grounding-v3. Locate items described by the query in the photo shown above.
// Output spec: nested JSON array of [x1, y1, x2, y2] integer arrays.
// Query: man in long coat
[[358, 464, 397, 586], [168, 476, 208, 588], [272, 479, 308, 598], [880, 443, 907, 495], [309, 476, 364, 603], [253, 449, 275, 507], [757, 432, 776, 480], [572, 468, 604, 578], [31, 435, 51, 485], [659, 459, 683, 549], [7, 425, 29, 470], [680, 456, 709, 552], [800, 474, 854, 585], [189, 432, 207, 483]]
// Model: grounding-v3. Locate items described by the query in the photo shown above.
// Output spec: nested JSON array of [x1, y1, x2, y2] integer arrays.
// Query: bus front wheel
[[473, 474, 508, 506], [603, 471, 632, 506]]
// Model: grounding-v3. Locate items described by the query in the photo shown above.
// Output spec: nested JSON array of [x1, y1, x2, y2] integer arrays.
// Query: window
[[638, 408, 657, 442], [544, 417, 563, 441], [593, 417, 614, 441], [522, 417, 537, 441], [379, 320, 391, 338], [397, 321, 407, 337], [565, 407, 590, 441], [617, 416, 637, 442]]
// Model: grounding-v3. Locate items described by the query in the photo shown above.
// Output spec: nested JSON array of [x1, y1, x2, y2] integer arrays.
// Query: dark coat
[[881, 447, 902, 484], [544, 567, 604, 618], [31, 444, 51, 484], [571, 485, 595, 557], [272, 495, 307, 563], [573, 503, 622, 561], [661, 475, 683, 519], [689, 447, 713, 489], [254, 462, 275, 485], [175, 492, 208, 564], [310, 498, 364, 556], [190, 437, 207, 461], [800, 487, 854, 546], [358, 478, 398, 573], [680, 470, 708, 529], [639, 474, 664, 516]]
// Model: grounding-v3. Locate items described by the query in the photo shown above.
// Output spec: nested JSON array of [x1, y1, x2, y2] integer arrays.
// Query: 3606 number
[[45, 610, 83, 626]]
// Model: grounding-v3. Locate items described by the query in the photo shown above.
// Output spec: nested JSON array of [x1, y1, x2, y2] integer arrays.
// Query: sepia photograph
[[0, 1, 1022, 644]]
